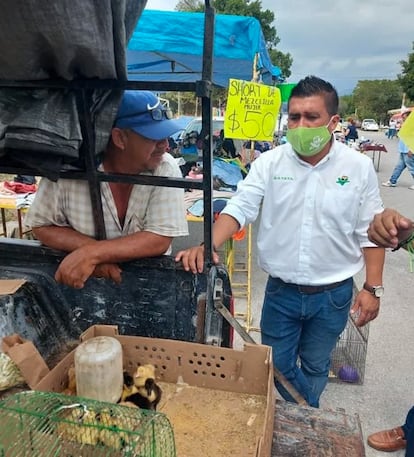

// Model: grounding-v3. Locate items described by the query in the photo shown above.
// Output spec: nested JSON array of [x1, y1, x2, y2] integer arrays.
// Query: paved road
[[323, 131, 414, 457], [174, 130, 413, 456]]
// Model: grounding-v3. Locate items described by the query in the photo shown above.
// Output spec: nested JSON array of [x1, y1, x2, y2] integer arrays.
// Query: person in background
[[216, 129, 237, 158], [382, 110, 414, 189], [366, 208, 414, 455], [221, 135, 237, 159], [387, 118, 397, 139], [334, 118, 343, 134], [344, 117, 358, 143], [176, 75, 385, 408], [25, 90, 188, 289]]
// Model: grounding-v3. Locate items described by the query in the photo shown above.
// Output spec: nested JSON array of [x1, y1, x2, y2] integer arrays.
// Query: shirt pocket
[[320, 185, 360, 232]]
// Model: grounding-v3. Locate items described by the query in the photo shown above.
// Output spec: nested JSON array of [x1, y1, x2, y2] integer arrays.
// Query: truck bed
[[0, 238, 233, 362]]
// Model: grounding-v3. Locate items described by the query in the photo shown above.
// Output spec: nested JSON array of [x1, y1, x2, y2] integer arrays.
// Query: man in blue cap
[[25, 91, 188, 289]]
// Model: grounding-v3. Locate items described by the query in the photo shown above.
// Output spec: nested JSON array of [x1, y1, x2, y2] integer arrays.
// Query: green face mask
[[286, 123, 332, 157]]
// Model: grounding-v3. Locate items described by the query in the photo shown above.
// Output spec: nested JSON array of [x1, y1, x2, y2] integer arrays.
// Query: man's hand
[[350, 289, 380, 327], [55, 245, 100, 289], [175, 246, 220, 274], [92, 263, 122, 283], [368, 208, 413, 249]]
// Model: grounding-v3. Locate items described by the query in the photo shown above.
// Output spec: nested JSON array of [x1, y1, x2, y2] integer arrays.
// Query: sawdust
[[157, 381, 267, 457]]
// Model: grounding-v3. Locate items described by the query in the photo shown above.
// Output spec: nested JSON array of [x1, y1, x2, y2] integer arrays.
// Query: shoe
[[367, 426, 406, 452], [382, 181, 396, 187], [409, 185, 414, 190]]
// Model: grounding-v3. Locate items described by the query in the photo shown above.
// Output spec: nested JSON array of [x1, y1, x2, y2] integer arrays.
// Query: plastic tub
[[74, 336, 123, 403]]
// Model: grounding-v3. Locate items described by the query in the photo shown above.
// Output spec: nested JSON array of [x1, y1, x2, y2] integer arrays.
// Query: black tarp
[[0, 0, 146, 178]]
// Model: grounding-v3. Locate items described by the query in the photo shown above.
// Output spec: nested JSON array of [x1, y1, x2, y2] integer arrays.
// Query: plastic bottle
[[74, 336, 123, 403]]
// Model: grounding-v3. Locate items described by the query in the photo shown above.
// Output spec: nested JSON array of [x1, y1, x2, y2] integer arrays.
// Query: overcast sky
[[145, 0, 413, 95]]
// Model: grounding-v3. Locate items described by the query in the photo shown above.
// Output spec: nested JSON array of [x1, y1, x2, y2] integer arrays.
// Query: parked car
[[361, 119, 379, 131]]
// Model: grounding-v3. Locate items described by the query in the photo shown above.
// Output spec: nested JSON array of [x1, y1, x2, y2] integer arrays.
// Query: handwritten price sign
[[224, 79, 281, 141]]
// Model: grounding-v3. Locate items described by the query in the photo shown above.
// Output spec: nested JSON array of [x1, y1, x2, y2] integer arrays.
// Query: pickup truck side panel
[[0, 238, 232, 362]]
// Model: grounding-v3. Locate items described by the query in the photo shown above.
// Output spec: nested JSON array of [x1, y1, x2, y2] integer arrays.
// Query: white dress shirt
[[221, 140, 383, 285]]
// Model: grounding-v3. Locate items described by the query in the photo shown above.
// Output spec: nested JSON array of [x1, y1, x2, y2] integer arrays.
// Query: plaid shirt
[[25, 153, 188, 243]]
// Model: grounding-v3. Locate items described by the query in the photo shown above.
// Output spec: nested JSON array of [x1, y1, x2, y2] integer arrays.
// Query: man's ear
[[330, 115, 340, 131], [111, 127, 128, 150]]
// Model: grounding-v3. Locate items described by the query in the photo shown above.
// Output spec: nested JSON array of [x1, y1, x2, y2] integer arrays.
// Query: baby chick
[[118, 401, 139, 408], [56, 406, 99, 445], [98, 408, 132, 450], [120, 364, 162, 410], [62, 365, 77, 396], [126, 378, 162, 411], [133, 364, 156, 388], [121, 371, 138, 402]]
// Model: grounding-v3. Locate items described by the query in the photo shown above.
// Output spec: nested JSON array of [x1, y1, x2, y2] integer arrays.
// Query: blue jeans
[[389, 153, 414, 184], [387, 128, 397, 139], [403, 406, 414, 457], [260, 276, 353, 408]]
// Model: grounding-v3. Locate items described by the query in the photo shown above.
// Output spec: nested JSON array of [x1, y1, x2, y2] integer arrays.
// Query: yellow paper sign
[[399, 111, 414, 151], [224, 79, 281, 141]]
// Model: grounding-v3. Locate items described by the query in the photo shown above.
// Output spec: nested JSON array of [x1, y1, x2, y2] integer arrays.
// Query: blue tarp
[[127, 10, 282, 87]]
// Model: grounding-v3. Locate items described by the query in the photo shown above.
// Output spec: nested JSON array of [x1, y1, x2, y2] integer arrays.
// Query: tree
[[168, 91, 199, 116], [338, 95, 356, 119], [398, 42, 414, 102], [352, 80, 403, 124], [269, 49, 292, 79], [176, 0, 292, 79], [175, 0, 204, 12]]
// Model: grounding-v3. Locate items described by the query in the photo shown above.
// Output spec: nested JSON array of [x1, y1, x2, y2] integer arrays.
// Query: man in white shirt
[[26, 90, 188, 289], [176, 75, 385, 407], [387, 118, 397, 139]]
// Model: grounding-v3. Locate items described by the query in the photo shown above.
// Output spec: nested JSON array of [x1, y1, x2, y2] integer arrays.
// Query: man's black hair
[[289, 75, 339, 116]]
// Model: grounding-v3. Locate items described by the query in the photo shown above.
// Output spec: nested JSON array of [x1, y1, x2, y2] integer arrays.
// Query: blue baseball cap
[[114, 90, 182, 140]]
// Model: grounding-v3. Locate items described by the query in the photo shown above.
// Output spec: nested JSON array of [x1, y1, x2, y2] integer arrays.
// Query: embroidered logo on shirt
[[273, 176, 294, 181], [336, 175, 350, 186]]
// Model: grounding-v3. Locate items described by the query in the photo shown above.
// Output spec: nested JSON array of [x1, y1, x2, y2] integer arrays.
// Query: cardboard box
[[35, 324, 275, 457], [2, 333, 49, 388], [0, 279, 26, 295]]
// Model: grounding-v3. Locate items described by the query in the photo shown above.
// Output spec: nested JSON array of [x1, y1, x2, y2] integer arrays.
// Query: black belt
[[273, 277, 350, 295]]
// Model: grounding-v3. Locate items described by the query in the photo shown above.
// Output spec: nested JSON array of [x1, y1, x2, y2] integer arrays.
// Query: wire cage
[[0, 391, 176, 457], [329, 314, 369, 385]]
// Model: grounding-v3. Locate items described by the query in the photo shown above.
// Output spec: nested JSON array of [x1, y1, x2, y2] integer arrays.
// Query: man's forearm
[[85, 231, 172, 265], [212, 214, 241, 249], [33, 226, 95, 252], [33, 226, 172, 263], [363, 246, 385, 284]]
